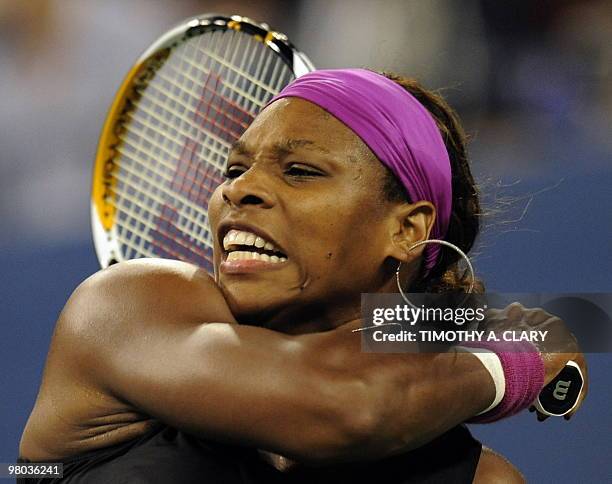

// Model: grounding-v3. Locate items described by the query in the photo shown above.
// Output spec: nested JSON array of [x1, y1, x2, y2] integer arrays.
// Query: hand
[[484, 302, 588, 421]]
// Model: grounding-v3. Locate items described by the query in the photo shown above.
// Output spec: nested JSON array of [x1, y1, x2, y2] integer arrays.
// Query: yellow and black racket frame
[[91, 13, 314, 268]]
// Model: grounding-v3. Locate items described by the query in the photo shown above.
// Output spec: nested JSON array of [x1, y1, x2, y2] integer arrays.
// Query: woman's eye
[[285, 165, 323, 177], [223, 166, 246, 179]]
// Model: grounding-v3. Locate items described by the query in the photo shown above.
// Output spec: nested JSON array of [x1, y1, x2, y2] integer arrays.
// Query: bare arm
[[474, 448, 525, 483], [22, 259, 494, 463]]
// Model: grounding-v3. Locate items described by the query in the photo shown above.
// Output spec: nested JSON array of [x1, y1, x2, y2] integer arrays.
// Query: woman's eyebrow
[[230, 140, 251, 157], [229, 138, 331, 159], [272, 138, 331, 157]]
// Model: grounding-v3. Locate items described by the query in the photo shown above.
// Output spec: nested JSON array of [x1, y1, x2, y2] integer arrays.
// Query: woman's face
[[208, 98, 404, 330]]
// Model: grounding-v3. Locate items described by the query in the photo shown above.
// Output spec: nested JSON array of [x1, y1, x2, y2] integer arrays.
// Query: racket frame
[[91, 14, 314, 267]]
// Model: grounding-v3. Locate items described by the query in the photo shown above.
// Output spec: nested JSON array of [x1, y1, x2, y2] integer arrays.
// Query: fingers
[[528, 405, 551, 422], [492, 303, 557, 329], [500, 304, 564, 329], [525, 309, 554, 326], [504, 302, 525, 321]]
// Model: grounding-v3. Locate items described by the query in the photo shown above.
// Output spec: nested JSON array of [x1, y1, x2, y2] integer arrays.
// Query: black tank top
[[17, 424, 481, 483]]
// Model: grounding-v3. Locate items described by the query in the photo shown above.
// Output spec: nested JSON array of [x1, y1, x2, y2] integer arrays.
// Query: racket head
[[91, 14, 314, 272]]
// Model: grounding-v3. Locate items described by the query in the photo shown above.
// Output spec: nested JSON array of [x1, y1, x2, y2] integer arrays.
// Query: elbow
[[337, 378, 383, 451], [312, 371, 428, 462], [289, 375, 385, 464]]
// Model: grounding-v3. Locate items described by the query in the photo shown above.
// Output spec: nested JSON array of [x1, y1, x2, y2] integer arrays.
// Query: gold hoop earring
[[395, 239, 475, 308]]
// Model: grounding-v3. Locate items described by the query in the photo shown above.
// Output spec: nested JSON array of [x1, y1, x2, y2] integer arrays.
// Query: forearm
[[299, 324, 496, 461], [365, 350, 495, 455], [97, 318, 493, 463], [100, 315, 494, 463], [93, 319, 370, 463]]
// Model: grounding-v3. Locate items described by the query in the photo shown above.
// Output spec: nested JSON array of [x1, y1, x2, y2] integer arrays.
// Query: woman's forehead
[[238, 98, 369, 157]]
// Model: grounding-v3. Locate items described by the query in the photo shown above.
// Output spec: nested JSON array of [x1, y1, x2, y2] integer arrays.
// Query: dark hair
[[379, 72, 484, 294]]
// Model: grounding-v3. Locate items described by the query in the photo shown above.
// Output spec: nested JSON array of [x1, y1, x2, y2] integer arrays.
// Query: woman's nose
[[221, 168, 274, 209]]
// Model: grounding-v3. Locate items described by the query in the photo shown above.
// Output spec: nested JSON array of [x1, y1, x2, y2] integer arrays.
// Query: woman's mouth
[[221, 229, 288, 272]]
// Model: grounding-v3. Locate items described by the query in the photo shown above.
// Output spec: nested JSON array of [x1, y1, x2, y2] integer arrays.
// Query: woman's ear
[[386, 201, 436, 263]]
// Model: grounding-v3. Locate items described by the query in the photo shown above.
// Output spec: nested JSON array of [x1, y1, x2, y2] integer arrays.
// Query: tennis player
[[19, 69, 585, 483]]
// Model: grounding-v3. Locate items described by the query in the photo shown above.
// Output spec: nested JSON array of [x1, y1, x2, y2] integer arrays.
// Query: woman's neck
[[260, 277, 399, 335], [261, 303, 361, 335]]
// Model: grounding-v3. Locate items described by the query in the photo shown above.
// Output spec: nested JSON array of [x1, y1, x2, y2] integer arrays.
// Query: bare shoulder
[[78, 258, 230, 318], [473, 447, 525, 484], [20, 259, 233, 461], [46, 258, 235, 370]]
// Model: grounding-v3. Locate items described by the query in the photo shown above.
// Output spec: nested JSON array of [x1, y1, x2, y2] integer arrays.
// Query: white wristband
[[455, 346, 505, 415]]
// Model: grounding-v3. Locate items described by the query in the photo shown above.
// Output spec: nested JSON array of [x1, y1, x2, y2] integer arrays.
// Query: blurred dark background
[[1, 0, 610, 482]]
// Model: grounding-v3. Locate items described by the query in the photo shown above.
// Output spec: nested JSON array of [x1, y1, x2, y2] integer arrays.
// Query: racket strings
[[114, 32, 256, 218], [118, 128, 221, 209], [119, 29, 292, 184], [113, 162, 213, 241], [124, 94, 230, 172], [109, 28, 295, 269]]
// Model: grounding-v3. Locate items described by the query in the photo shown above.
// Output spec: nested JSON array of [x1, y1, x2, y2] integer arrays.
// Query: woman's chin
[[225, 293, 288, 326], [216, 268, 313, 329]]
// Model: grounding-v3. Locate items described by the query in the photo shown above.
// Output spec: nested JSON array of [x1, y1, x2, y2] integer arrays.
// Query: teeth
[[254, 236, 265, 248], [226, 251, 285, 263], [222, 229, 284, 256], [235, 231, 247, 245]]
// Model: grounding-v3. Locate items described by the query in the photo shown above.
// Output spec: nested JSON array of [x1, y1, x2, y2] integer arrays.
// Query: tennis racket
[[91, 14, 314, 273]]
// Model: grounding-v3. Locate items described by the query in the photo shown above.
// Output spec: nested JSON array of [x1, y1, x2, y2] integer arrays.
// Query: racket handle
[[535, 361, 584, 417]]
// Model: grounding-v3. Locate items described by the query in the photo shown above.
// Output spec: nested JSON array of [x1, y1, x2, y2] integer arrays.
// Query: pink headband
[[266, 68, 452, 272]]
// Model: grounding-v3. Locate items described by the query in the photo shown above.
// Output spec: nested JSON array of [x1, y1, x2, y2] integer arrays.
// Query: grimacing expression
[[208, 98, 406, 328]]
